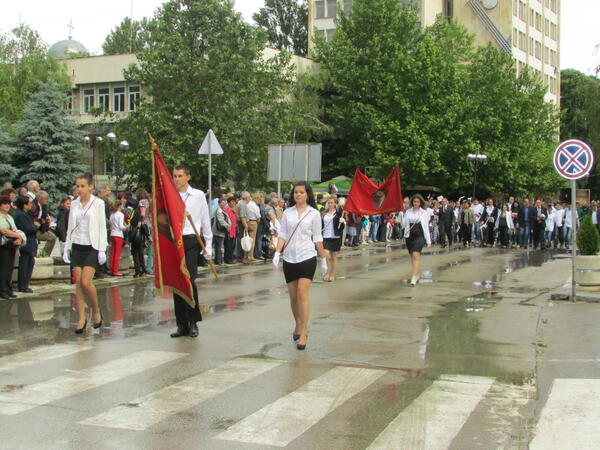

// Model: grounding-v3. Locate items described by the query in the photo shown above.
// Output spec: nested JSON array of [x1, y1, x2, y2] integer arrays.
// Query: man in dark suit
[[28, 191, 56, 256], [532, 199, 548, 250], [14, 196, 40, 293], [517, 198, 535, 248], [438, 198, 455, 248]]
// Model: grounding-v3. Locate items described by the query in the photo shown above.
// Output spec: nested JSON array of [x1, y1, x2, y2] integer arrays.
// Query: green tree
[[0, 25, 70, 126], [111, 0, 297, 189], [315, 0, 560, 195], [253, 0, 308, 56], [102, 17, 150, 55], [0, 120, 18, 184], [13, 81, 86, 203]]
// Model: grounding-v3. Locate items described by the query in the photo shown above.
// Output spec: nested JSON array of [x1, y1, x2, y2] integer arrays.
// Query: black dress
[[406, 220, 425, 254]]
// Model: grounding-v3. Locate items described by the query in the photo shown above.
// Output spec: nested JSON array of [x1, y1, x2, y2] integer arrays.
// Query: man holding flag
[[151, 137, 212, 339]]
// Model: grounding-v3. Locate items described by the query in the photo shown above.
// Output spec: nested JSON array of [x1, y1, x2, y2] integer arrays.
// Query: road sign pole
[[208, 138, 212, 204], [277, 144, 282, 198], [571, 179, 577, 302]]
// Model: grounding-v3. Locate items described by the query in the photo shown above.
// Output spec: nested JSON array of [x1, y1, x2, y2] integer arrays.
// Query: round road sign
[[553, 139, 594, 180]]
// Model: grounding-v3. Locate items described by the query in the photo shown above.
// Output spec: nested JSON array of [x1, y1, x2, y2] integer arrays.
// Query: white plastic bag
[[241, 231, 253, 252]]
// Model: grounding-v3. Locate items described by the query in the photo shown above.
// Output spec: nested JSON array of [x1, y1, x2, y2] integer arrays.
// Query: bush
[[577, 215, 600, 255]]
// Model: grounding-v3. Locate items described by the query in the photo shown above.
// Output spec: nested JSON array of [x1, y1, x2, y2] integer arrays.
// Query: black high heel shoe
[[93, 315, 103, 329], [75, 320, 88, 334], [296, 335, 308, 350], [293, 333, 300, 342]]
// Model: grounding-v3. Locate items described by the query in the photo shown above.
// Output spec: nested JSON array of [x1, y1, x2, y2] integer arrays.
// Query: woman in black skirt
[[273, 182, 328, 350], [321, 196, 345, 281], [63, 174, 108, 333], [403, 194, 432, 286]]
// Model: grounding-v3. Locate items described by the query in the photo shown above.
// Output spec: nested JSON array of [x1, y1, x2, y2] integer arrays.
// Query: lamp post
[[84, 132, 128, 190], [467, 154, 488, 199]]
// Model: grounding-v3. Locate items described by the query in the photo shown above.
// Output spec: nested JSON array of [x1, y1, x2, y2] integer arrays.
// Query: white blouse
[[322, 210, 338, 239], [71, 196, 96, 246], [279, 206, 323, 264], [110, 211, 128, 238]]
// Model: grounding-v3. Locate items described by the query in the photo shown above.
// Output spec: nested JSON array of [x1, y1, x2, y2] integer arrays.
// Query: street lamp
[[84, 132, 129, 190], [467, 153, 488, 199]]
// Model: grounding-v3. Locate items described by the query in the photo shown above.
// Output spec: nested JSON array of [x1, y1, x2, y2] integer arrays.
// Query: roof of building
[[48, 39, 89, 58]]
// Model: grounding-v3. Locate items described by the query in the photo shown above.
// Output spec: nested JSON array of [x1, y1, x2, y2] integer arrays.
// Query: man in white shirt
[[470, 198, 484, 244], [553, 202, 565, 248], [245, 193, 261, 261], [171, 165, 213, 339]]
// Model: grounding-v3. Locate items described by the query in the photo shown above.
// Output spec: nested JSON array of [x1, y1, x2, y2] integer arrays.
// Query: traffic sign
[[553, 139, 594, 180]]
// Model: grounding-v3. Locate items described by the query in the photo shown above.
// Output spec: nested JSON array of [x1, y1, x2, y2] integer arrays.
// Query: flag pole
[[186, 214, 219, 280]]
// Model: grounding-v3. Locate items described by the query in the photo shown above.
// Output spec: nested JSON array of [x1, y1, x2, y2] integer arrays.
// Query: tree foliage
[[109, 0, 301, 190], [0, 25, 70, 126], [315, 0, 560, 196], [253, 0, 308, 57], [12, 81, 86, 202], [102, 17, 150, 55], [0, 120, 18, 184]]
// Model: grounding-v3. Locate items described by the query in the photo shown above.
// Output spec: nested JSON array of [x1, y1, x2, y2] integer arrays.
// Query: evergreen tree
[[13, 81, 86, 203], [0, 120, 18, 185]]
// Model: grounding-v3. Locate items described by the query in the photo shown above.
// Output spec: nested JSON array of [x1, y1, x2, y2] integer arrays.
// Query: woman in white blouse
[[273, 182, 328, 350], [403, 194, 432, 286], [63, 174, 108, 334]]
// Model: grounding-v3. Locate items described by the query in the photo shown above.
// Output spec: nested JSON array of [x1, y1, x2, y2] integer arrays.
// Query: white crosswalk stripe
[[214, 366, 386, 447], [0, 350, 185, 415], [0, 343, 92, 373], [79, 357, 284, 431], [530, 378, 600, 450], [367, 375, 495, 450], [0, 340, 15, 346]]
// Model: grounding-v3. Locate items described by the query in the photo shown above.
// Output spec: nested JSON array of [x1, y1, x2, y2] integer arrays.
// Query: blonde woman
[[321, 196, 345, 281], [63, 174, 107, 333]]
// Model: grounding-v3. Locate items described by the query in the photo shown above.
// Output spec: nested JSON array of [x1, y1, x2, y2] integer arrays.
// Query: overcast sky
[[0, 0, 598, 75]]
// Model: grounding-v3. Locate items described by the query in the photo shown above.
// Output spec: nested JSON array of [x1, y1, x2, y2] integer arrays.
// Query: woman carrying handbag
[[63, 174, 108, 334], [272, 182, 328, 350], [0, 195, 24, 300]]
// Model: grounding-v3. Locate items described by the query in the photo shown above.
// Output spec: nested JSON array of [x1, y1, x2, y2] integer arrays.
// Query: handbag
[[241, 231, 253, 252]]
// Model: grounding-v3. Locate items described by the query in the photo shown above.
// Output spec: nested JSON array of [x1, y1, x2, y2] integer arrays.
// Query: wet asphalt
[[0, 243, 586, 449]]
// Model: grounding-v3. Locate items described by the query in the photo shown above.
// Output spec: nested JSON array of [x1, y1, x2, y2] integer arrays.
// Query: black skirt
[[323, 237, 342, 252], [71, 243, 98, 269], [283, 257, 317, 283], [406, 221, 425, 254]]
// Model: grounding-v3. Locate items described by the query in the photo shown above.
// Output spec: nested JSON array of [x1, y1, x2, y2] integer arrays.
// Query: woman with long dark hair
[[63, 174, 107, 333], [403, 194, 432, 286], [273, 182, 328, 350], [128, 188, 150, 277]]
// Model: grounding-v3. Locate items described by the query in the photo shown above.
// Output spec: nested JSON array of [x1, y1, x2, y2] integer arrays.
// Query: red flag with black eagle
[[344, 166, 404, 215], [150, 137, 195, 308]]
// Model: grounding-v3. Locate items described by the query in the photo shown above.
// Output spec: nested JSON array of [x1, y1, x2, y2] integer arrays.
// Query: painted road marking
[[530, 378, 600, 450], [0, 344, 92, 373], [215, 366, 385, 447], [0, 340, 15, 346], [80, 358, 283, 431], [0, 350, 185, 415], [367, 375, 495, 450]]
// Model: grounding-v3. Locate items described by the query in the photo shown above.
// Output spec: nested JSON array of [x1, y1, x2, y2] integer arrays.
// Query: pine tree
[[14, 81, 86, 203], [0, 120, 18, 185]]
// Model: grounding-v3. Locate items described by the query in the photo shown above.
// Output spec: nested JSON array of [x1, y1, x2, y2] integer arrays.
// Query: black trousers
[[0, 246, 16, 296], [533, 225, 545, 249], [213, 235, 224, 265], [439, 222, 453, 246], [461, 224, 472, 244], [131, 242, 145, 275], [173, 235, 202, 328], [17, 250, 35, 291], [498, 225, 510, 247], [224, 236, 235, 264]]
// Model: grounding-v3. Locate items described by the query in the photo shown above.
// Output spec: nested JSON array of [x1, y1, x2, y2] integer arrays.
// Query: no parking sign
[[554, 139, 594, 180]]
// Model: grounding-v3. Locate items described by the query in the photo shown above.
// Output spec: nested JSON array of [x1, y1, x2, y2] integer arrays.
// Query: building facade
[[308, 0, 560, 104]]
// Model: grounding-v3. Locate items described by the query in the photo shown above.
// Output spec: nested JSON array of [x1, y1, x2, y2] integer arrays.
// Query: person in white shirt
[[273, 182, 328, 350], [403, 194, 432, 286], [171, 165, 213, 339], [109, 200, 128, 276], [321, 196, 345, 282], [63, 173, 108, 334], [245, 195, 261, 261], [564, 204, 578, 249], [545, 203, 556, 247], [553, 203, 565, 248], [470, 199, 484, 243]]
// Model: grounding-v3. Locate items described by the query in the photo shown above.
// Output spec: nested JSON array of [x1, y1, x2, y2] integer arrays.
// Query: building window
[[343, 0, 352, 15], [83, 88, 94, 112], [66, 93, 72, 112], [98, 87, 110, 111], [327, 0, 337, 18], [513, 0, 518, 17], [113, 86, 125, 112], [315, 0, 325, 19], [129, 85, 140, 111], [326, 29, 335, 41]]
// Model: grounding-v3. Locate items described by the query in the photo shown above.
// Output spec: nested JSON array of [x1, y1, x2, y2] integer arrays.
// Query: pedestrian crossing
[[0, 343, 597, 448]]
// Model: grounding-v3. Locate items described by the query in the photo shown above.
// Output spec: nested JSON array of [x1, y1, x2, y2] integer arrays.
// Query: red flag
[[344, 166, 404, 215], [150, 136, 195, 308]]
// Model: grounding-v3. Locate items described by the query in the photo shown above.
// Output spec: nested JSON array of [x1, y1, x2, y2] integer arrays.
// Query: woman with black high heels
[[404, 194, 431, 286], [63, 174, 107, 333], [272, 182, 328, 350]]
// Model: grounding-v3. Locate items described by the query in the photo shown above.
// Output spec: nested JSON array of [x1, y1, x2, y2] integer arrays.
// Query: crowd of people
[[0, 174, 589, 323]]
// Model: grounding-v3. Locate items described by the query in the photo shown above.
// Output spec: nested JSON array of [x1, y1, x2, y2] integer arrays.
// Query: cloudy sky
[[0, 0, 598, 75]]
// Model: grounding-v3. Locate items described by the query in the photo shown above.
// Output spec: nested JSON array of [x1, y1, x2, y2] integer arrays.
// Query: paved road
[[0, 244, 597, 449]]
